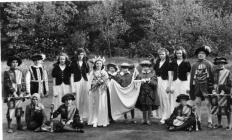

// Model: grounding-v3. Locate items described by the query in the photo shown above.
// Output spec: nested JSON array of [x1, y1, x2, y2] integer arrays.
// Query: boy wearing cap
[[190, 45, 214, 129], [135, 60, 159, 125], [165, 94, 196, 131], [25, 54, 49, 97], [52, 93, 84, 133], [107, 63, 118, 80], [25, 93, 48, 132], [211, 57, 232, 130], [114, 63, 136, 123], [3, 56, 25, 133]]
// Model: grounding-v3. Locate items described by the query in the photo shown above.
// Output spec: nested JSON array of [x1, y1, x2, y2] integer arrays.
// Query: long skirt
[[53, 83, 71, 110], [170, 79, 189, 113], [73, 78, 89, 121], [88, 87, 109, 127], [156, 77, 171, 121]]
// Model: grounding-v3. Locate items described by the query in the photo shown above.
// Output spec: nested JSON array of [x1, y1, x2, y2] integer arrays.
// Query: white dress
[[170, 60, 190, 113], [156, 60, 171, 122], [72, 61, 89, 122], [88, 70, 109, 127], [52, 65, 71, 110]]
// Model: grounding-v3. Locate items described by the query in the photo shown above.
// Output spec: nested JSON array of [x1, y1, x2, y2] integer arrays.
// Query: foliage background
[[1, 0, 232, 60]]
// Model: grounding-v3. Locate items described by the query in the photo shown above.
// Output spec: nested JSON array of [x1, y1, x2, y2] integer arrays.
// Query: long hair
[[173, 46, 187, 60], [93, 60, 105, 70], [56, 52, 70, 65]]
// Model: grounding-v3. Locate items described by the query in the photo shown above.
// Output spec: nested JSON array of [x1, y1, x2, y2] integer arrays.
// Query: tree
[[86, 0, 130, 57]]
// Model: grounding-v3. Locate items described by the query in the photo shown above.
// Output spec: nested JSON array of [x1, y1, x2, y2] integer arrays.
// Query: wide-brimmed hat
[[213, 57, 228, 65], [140, 60, 152, 67], [31, 93, 40, 101], [7, 56, 22, 66], [61, 93, 75, 103], [107, 63, 118, 71], [31, 54, 43, 61], [120, 63, 131, 69], [195, 45, 211, 56], [176, 94, 190, 103]]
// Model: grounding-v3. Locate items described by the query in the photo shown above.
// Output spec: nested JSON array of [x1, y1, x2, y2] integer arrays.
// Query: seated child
[[52, 93, 84, 133], [25, 93, 48, 132], [211, 57, 232, 130], [165, 94, 196, 131]]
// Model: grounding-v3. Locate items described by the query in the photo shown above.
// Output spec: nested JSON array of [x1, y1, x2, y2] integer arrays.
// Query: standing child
[[190, 45, 214, 129], [153, 48, 172, 124], [169, 46, 191, 113], [3, 56, 25, 133], [52, 93, 84, 133], [25, 54, 49, 97], [135, 60, 159, 125], [115, 63, 136, 123], [211, 57, 232, 130], [106, 63, 118, 123], [70, 48, 90, 122], [52, 53, 72, 110], [88, 56, 109, 127]]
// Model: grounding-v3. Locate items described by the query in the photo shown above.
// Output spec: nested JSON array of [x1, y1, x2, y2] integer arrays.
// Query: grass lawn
[[1, 57, 232, 140]]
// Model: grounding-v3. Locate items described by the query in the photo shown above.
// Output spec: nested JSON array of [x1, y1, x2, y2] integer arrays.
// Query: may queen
[[88, 56, 109, 127]]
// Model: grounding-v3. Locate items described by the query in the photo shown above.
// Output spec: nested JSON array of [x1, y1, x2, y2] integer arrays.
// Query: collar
[[32, 65, 42, 68], [108, 71, 117, 76]]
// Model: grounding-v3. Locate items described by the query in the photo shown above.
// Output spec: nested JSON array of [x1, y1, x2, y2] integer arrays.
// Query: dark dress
[[135, 72, 159, 111], [53, 104, 83, 132], [25, 103, 47, 130]]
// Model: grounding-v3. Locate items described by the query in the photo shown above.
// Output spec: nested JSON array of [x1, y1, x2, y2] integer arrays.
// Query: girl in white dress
[[88, 56, 109, 127], [70, 48, 90, 122], [52, 53, 72, 110], [153, 48, 172, 124], [169, 47, 191, 113]]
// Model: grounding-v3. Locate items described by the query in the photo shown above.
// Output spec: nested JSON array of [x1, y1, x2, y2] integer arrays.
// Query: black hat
[[76, 48, 86, 55], [31, 54, 43, 61], [213, 57, 228, 65], [61, 93, 75, 103], [7, 56, 22, 66], [140, 60, 152, 67], [195, 45, 211, 56], [176, 94, 190, 103], [107, 63, 118, 71]]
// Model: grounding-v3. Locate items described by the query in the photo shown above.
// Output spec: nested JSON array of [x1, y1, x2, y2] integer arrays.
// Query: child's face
[[31, 98, 38, 105], [34, 60, 42, 66], [180, 100, 187, 106], [10, 60, 19, 69], [217, 63, 225, 69], [109, 67, 116, 73], [78, 53, 85, 60], [197, 51, 206, 60], [65, 99, 73, 106], [121, 68, 129, 73], [142, 66, 150, 72], [176, 50, 183, 59], [159, 51, 166, 60], [95, 61, 103, 70], [59, 56, 66, 65]]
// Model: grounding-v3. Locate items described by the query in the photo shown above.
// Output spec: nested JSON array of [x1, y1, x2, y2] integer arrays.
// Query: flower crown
[[92, 56, 106, 63]]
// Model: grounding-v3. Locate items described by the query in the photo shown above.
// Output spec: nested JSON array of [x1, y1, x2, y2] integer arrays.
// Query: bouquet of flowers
[[90, 72, 108, 91]]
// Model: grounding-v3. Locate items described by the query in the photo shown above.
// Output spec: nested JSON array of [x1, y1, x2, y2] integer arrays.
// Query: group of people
[[3, 45, 232, 134]]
